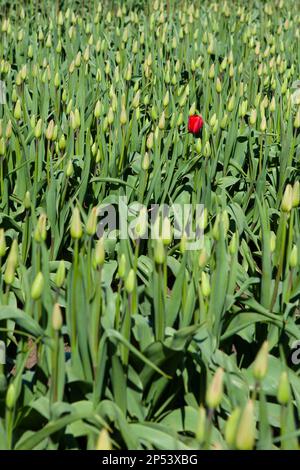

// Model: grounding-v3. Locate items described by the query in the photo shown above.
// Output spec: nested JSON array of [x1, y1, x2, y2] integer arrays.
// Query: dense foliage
[[0, 0, 300, 450]]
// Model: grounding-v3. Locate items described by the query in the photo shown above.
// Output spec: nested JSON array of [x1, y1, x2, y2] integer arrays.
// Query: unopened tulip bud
[[216, 77, 222, 93], [70, 207, 82, 239], [162, 217, 172, 245], [86, 207, 98, 236], [158, 111, 165, 130], [146, 132, 154, 150], [294, 108, 300, 129], [55, 260, 65, 288], [253, 341, 269, 381], [34, 118, 42, 139], [229, 232, 238, 255], [154, 238, 165, 264], [0, 229, 5, 258], [6, 382, 16, 409], [227, 96, 235, 112], [125, 269, 135, 294], [292, 181, 299, 207], [260, 114, 266, 132], [201, 271, 210, 297], [14, 99, 22, 120], [270, 231, 276, 252], [31, 272, 44, 300], [236, 400, 255, 450], [163, 91, 169, 107], [66, 160, 74, 177], [5, 120, 12, 139], [277, 371, 291, 405], [281, 184, 293, 212], [118, 253, 126, 279], [52, 303, 63, 331], [196, 405, 206, 443], [45, 120, 54, 141], [206, 367, 224, 409], [120, 107, 127, 125], [208, 63, 215, 79], [225, 408, 241, 447], [289, 245, 298, 268], [22, 191, 31, 210], [94, 100, 101, 118], [249, 109, 257, 125], [94, 237, 105, 267], [0, 137, 5, 157], [96, 428, 112, 450], [34, 213, 47, 242]]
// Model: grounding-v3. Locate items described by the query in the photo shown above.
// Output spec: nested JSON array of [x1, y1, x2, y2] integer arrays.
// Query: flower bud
[[66, 160, 74, 177], [14, 99, 22, 120], [225, 408, 241, 447], [118, 253, 126, 279], [45, 120, 54, 141], [34, 213, 47, 242], [5, 120, 12, 139], [201, 271, 210, 297], [52, 303, 63, 331], [70, 207, 82, 239], [86, 207, 98, 236], [120, 106, 127, 125], [34, 118, 43, 139], [270, 231, 276, 253], [277, 371, 291, 405], [281, 184, 293, 213], [292, 181, 299, 207], [96, 428, 112, 450], [289, 245, 298, 268], [196, 405, 206, 443], [55, 260, 65, 288], [125, 269, 135, 294], [31, 272, 44, 300], [236, 400, 255, 450], [6, 382, 16, 409], [142, 152, 150, 171], [206, 368, 224, 409], [154, 238, 165, 264], [0, 229, 5, 257], [253, 341, 269, 381], [158, 111, 165, 130], [94, 100, 101, 118], [93, 237, 104, 267], [249, 109, 257, 125], [58, 134, 66, 151]]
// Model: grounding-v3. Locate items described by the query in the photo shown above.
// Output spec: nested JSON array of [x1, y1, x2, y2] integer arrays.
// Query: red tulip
[[188, 115, 204, 137]]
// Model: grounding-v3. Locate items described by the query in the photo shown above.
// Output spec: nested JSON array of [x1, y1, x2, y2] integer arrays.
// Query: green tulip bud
[[277, 371, 291, 405], [6, 382, 16, 409], [70, 207, 82, 239], [289, 245, 298, 268], [31, 271, 44, 300], [0, 229, 6, 257], [55, 260, 65, 288], [281, 184, 293, 213], [292, 181, 299, 207], [52, 303, 63, 331], [253, 341, 269, 381], [14, 99, 22, 120], [225, 407, 241, 447], [236, 400, 255, 450], [23, 191, 31, 210], [125, 269, 135, 294], [206, 367, 224, 409]]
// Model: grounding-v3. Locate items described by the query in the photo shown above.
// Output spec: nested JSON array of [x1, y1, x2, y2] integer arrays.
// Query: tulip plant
[[0, 0, 299, 451]]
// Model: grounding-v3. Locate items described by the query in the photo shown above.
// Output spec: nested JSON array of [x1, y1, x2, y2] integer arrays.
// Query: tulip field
[[0, 0, 300, 451]]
